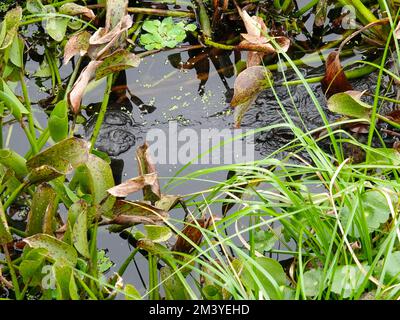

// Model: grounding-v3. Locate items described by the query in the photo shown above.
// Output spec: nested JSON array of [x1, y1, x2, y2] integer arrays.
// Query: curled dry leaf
[[63, 31, 91, 65], [107, 173, 158, 197], [136, 142, 161, 203], [88, 14, 133, 60], [236, 9, 289, 67], [68, 61, 101, 114], [321, 51, 352, 98]]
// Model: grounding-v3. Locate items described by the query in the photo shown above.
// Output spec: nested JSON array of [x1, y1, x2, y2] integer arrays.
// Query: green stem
[[22, 124, 38, 155], [281, 0, 293, 12], [127, 7, 195, 18], [3, 181, 29, 211], [75, 274, 98, 300], [90, 75, 113, 151], [19, 71, 35, 139], [294, 0, 319, 17], [24, 127, 49, 159], [2, 245, 21, 300], [117, 248, 140, 277]]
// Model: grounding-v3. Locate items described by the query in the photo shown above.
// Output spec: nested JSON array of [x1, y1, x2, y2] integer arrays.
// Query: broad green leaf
[[184, 24, 197, 32], [0, 149, 28, 179], [44, 14, 69, 42], [144, 225, 172, 243], [254, 228, 280, 253], [18, 249, 45, 287], [124, 283, 141, 300], [49, 100, 69, 142], [0, 79, 29, 120], [241, 257, 286, 299], [95, 49, 140, 80], [384, 251, 400, 281], [331, 265, 370, 298], [26, 137, 90, 183], [155, 195, 180, 211], [303, 269, 325, 297], [26, 183, 57, 236], [341, 190, 392, 238], [63, 200, 88, 245], [0, 201, 12, 245], [72, 209, 90, 258], [142, 20, 160, 34], [9, 36, 24, 69], [24, 234, 78, 266], [327, 90, 372, 119], [0, 7, 22, 50], [26, 0, 45, 14], [75, 154, 115, 215], [160, 266, 189, 300], [53, 262, 73, 300]]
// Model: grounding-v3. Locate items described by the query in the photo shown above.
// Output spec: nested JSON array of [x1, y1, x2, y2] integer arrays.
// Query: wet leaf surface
[[327, 90, 372, 119], [95, 49, 140, 80]]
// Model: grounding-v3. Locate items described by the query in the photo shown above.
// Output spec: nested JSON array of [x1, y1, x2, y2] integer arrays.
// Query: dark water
[[1, 0, 398, 297]]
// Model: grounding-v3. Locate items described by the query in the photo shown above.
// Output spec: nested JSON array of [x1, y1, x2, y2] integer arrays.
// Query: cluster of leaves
[[139, 17, 196, 50]]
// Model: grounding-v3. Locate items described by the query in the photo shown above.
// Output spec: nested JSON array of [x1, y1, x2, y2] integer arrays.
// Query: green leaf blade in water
[[144, 225, 172, 243], [327, 90, 372, 120], [95, 49, 140, 80]]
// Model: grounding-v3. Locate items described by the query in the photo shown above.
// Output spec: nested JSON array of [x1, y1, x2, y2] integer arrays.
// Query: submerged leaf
[[321, 51, 352, 98]]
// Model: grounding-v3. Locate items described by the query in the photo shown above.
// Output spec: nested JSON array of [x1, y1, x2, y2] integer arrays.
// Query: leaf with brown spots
[[321, 51, 352, 98], [63, 31, 91, 65], [59, 3, 96, 20], [95, 49, 140, 80]]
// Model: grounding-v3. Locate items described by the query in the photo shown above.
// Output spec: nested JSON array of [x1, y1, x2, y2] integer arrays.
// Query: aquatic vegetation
[[0, 0, 400, 301]]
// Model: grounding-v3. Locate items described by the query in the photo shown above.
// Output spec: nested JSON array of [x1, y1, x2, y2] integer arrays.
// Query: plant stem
[[2, 245, 21, 300], [19, 71, 35, 139], [3, 181, 29, 211], [294, 0, 319, 17], [118, 248, 140, 277], [128, 7, 195, 18], [90, 75, 113, 151]]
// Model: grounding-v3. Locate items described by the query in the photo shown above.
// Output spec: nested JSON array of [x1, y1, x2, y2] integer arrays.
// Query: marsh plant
[[0, 0, 400, 301]]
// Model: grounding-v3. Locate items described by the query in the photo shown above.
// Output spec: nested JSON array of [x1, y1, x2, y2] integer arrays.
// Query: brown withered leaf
[[107, 173, 158, 197], [68, 60, 102, 114], [321, 51, 352, 98], [236, 8, 289, 67], [88, 14, 133, 60], [136, 143, 161, 203], [110, 200, 168, 226], [63, 31, 91, 65], [172, 217, 212, 254]]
